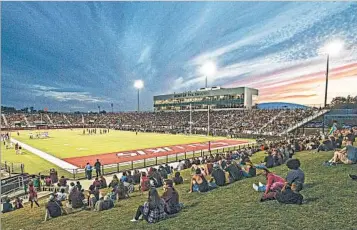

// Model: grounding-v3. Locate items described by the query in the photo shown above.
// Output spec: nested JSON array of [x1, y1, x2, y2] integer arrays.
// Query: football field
[[5, 129, 252, 173]]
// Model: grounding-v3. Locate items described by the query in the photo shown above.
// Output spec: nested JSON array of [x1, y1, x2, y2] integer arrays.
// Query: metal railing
[[1, 161, 25, 175], [62, 142, 259, 180]]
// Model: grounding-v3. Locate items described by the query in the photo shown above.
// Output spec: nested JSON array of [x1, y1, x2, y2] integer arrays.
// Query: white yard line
[[10, 138, 78, 171]]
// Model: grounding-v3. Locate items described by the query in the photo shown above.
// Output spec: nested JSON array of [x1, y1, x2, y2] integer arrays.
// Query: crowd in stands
[[1, 108, 320, 136]]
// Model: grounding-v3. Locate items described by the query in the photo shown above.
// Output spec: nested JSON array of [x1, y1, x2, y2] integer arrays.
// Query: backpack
[[276, 189, 303, 205]]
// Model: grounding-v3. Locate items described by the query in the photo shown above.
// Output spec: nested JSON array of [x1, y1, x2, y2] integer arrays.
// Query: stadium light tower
[[321, 40, 344, 108], [200, 61, 217, 88], [134, 80, 144, 112]]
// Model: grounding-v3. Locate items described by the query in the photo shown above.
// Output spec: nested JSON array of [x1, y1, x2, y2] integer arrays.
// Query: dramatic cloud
[[1, 2, 357, 111]]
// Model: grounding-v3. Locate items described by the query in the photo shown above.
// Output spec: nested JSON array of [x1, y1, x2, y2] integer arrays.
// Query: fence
[[0, 174, 29, 197], [1, 161, 25, 176], [60, 142, 259, 180]]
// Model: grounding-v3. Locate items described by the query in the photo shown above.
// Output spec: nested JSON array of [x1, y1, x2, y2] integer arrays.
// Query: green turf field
[[0, 146, 71, 176], [2, 149, 357, 230], [12, 129, 225, 159]]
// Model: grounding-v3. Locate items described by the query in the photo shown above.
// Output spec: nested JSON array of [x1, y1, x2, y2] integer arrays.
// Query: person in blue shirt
[[85, 163, 93, 180]]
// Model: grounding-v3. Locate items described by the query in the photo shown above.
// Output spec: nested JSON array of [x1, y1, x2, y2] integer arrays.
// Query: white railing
[[23, 115, 30, 126], [2, 114, 9, 127], [258, 110, 286, 133], [63, 114, 71, 124], [279, 109, 330, 135], [45, 114, 53, 125]]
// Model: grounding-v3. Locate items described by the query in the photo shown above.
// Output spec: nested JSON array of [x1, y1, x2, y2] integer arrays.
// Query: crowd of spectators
[[2, 125, 357, 224], [1, 108, 320, 136]]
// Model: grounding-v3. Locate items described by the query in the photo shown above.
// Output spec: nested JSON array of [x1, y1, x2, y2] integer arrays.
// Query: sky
[[2, 2, 357, 112]]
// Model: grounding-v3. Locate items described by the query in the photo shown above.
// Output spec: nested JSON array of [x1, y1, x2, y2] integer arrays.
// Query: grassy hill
[[2, 150, 357, 230]]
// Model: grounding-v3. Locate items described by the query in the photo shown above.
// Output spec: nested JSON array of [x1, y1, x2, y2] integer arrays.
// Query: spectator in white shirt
[[56, 188, 67, 202]]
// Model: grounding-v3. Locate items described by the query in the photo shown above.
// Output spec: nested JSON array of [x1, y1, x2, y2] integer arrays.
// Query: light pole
[[200, 61, 217, 88], [134, 80, 144, 112], [322, 40, 344, 108], [321, 40, 343, 134], [199, 61, 217, 136]]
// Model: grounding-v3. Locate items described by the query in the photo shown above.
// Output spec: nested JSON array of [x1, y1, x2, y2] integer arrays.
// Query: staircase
[[45, 114, 53, 125], [2, 114, 9, 127], [23, 115, 30, 126], [279, 109, 330, 136], [63, 114, 71, 125], [258, 110, 286, 133]]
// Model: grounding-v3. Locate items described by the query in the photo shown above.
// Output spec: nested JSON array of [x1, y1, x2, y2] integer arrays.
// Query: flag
[[44, 107, 48, 112]]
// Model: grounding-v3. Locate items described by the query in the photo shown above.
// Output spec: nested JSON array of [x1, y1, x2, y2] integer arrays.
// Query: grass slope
[[12, 130, 223, 158], [2, 150, 357, 230]]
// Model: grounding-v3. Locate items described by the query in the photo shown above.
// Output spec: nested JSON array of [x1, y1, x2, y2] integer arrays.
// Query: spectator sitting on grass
[[286, 159, 305, 192], [161, 179, 181, 215], [253, 168, 285, 201], [324, 141, 357, 166], [127, 171, 134, 184], [140, 172, 150, 192], [88, 185, 100, 201], [133, 170, 141, 184], [44, 194, 62, 221], [117, 180, 129, 199], [2, 197, 13, 213], [242, 161, 256, 178], [68, 187, 84, 209], [159, 166, 168, 179], [261, 151, 274, 168], [100, 176, 107, 188], [205, 160, 214, 175], [317, 137, 334, 152], [76, 181, 82, 191], [211, 163, 226, 186], [109, 175, 119, 188], [225, 160, 244, 182], [121, 172, 128, 183], [93, 177, 101, 188], [59, 176, 68, 188], [68, 182, 75, 194], [131, 188, 167, 223], [14, 197, 23, 210], [165, 164, 172, 175], [189, 168, 209, 193], [173, 172, 183, 185], [95, 195, 114, 212], [151, 168, 163, 188], [88, 194, 97, 211], [56, 188, 67, 202]]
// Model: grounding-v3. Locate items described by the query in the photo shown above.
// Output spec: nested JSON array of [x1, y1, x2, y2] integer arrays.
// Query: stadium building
[[153, 86, 258, 111]]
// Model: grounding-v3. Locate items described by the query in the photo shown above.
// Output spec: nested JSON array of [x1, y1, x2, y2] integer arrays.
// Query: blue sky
[[2, 2, 357, 112]]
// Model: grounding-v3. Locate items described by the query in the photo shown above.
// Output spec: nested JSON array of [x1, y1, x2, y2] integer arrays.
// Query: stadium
[[1, 2, 357, 230]]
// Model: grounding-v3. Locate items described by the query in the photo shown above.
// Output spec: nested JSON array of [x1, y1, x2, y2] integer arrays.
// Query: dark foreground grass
[[2, 150, 357, 230]]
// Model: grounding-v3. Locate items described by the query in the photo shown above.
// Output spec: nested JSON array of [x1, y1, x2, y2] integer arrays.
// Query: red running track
[[63, 139, 249, 168]]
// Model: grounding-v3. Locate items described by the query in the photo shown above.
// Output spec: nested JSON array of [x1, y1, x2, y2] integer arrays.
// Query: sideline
[[10, 138, 78, 172]]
